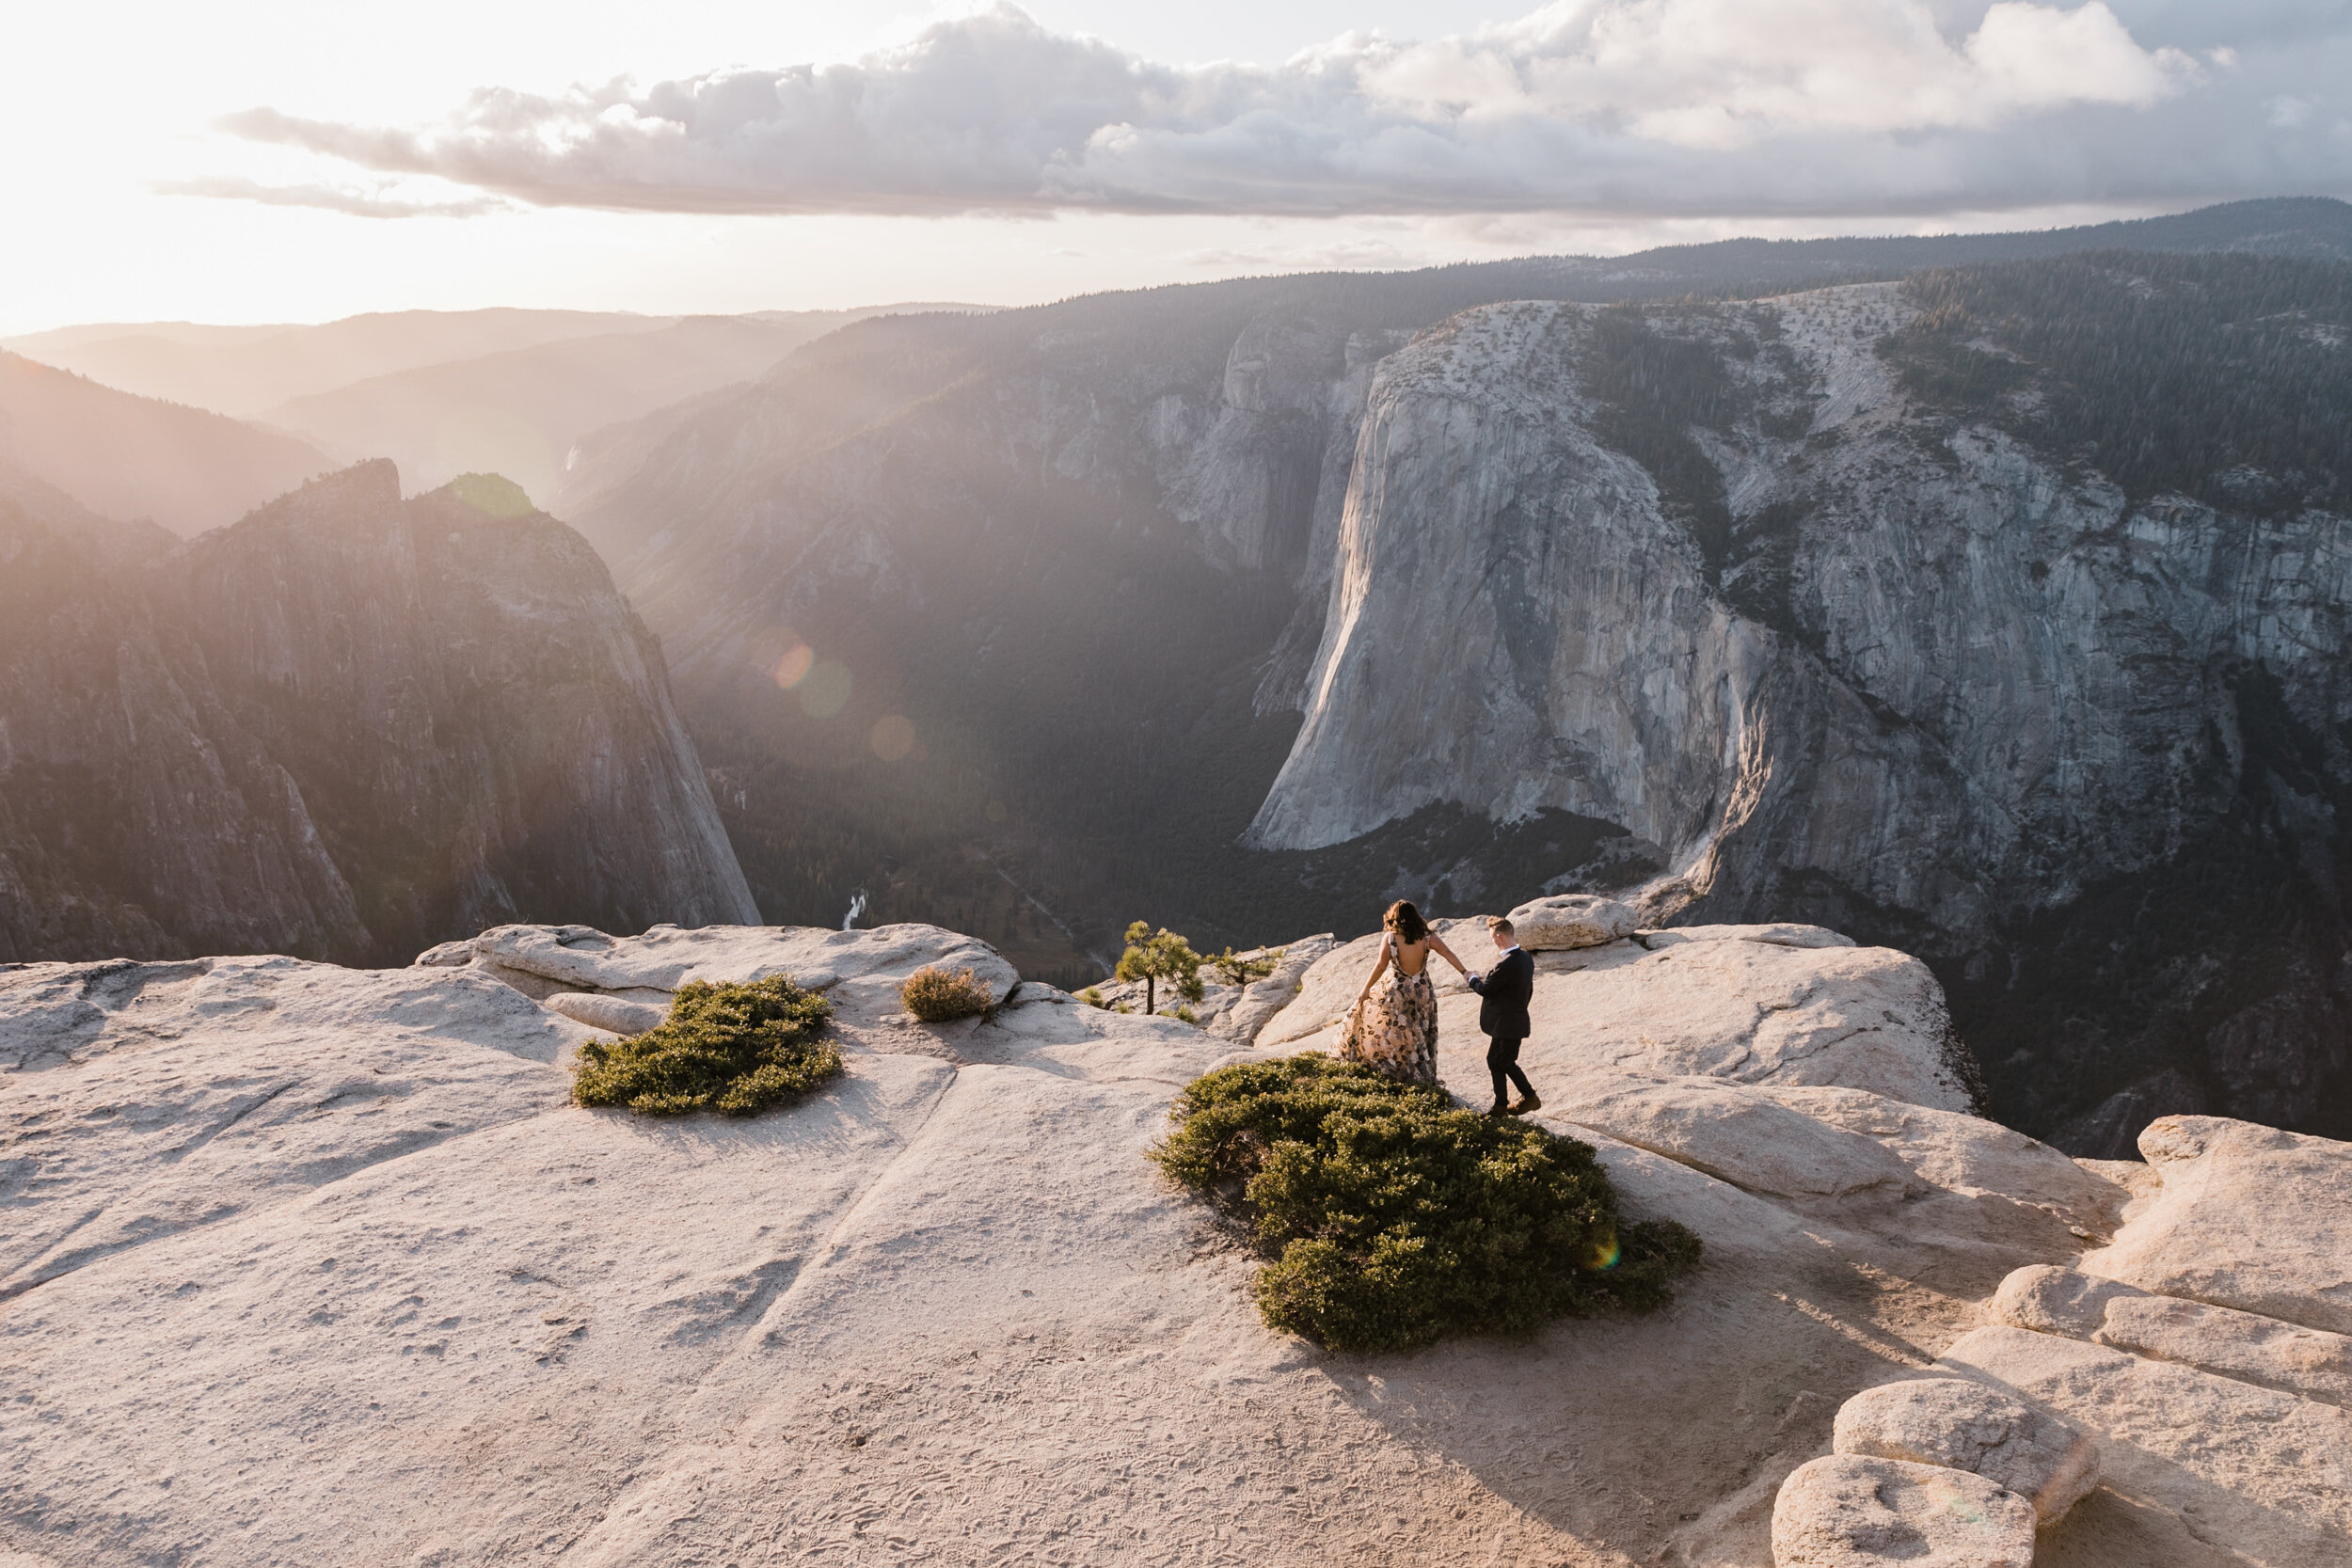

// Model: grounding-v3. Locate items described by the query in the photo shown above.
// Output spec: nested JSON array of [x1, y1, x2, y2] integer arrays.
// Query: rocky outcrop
[[1828, 1376, 2098, 1523], [1779, 1109, 2352, 1567], [27, 914, 2328, 1568], [8, 917, 2344, 1563], [1248, 285, 2352, 1151], [0, 461, 755, 965], [1264, 924, 1979, 1111], [1770, 1454, 2036, 1567]]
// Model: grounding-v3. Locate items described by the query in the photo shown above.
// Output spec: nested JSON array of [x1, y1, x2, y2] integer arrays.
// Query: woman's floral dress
[[1340, 939, 1440, 1086]]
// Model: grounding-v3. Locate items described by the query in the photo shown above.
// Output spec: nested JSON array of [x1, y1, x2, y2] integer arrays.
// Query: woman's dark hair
[[1383, 899, 1430, 944]]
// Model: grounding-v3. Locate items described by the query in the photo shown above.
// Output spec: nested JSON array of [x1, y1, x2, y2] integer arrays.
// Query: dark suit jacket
[[1467, 946, 1534, 1040]]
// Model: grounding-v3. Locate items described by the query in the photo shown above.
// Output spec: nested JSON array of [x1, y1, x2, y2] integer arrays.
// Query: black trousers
[[1486, 1035, 1533, 1104]]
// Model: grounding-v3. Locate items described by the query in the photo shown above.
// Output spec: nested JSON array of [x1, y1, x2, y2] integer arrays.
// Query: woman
[[1339, 900, 1470, 1086]]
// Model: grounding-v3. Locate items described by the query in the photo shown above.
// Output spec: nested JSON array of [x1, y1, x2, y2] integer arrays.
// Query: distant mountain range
[[2, 303, 995, 512], [0, 352, 333, 534]]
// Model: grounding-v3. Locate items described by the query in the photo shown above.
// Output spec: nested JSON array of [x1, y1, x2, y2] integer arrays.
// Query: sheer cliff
[[565, 232, 2352, 1155], [1254, 267, 2352, 1151], [0, 461, 756, 965]]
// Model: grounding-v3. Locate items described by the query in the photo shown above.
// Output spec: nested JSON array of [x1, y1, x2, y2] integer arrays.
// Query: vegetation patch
[[1884, 252, 2352, 515], [1115, 921, 1205, 1014], [1152, 1053, 1701, 1354], [900, 963, 993, 1022], [571, 976, 838, 1117]]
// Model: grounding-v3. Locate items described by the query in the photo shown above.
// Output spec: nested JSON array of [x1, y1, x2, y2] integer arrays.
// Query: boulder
[[1208, 934, 1336, 1045], [1263, 924, 1974, 1114], [1940, 1324, 2352, 1563], [1831, 1375, 2099, 1522], [2079, 1115, 2352, 1336], [1985, 1263, 2143, 1338], [1767, 1085, 2126, 1237], [1770, 1454, 2035, 1567], [1526, 936, 1976, 1111], [1502, 894, 1636, 951], [544, 991, 668, 1037], [1988, 1264, 2352, 1409]]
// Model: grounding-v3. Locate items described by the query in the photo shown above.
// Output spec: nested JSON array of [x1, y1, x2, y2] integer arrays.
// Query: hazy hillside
[[0, 308, 674, 416], [263, 307, 986, 502], [0, 461, 756, 966], [560, 202, 2352, 1155], [0, 352, 332, 534]]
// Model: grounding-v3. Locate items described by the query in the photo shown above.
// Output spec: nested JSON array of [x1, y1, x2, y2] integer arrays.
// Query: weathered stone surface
[[1985, 1263, 2143, 1338], [1832, 1375, 2099, 1522], [1771, 1453, 2035, 1567], [544, 991, 669, 1037], [0, 919, 2106, 1568], [1262, 924, 1971, 1112], [1640, 925, 1857, 951], [1546, 1070, 1923, 1201], [1207, 934, 1336, 1043], [2079, 1115, 2352, 1336], [0, 956, 582, 1299], [1940, 1324, 2352, 1563], [469, 921, 1018, 1035], [1988, 1264, 2352, 1408], [1505, 894, 1636, 951], [1768, 1085, 2126, 1238]]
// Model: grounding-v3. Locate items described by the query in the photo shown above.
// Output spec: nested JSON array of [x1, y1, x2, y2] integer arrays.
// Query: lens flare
[[870, 714, 915, 761], [799, 659, 852, 719], [1579, 1227, 1621, 1272], [772, 643, 814, 689]]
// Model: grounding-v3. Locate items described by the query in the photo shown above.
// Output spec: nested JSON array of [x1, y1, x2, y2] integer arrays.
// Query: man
[[1465, 916, 1539, 1117]]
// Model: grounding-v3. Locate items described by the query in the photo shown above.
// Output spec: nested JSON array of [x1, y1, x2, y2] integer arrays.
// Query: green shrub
[[1165, 1003, 1200, 1025], [571, 976, 838, 1117], [1078, 986, 1108, 1009], [1152, 1053, 1701, 1354], [900, 963, 993, 1022], [1210, 945, 1284, 987]]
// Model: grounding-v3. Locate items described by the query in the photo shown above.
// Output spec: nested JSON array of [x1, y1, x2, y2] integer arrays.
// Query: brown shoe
[[1486, 1101, 1511, 1117], [1509, 1094, 1542, 1116]]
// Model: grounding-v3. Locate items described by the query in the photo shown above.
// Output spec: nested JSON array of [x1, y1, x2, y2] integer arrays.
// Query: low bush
[[571, 976, 838, 1117], [901, 964, 993, 1022], [1152, 1053, 1701, 1354]]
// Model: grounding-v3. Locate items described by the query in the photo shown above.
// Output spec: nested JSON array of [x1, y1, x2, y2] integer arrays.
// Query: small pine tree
[[1114, 921, 1205, 1015], [1210, 945, 1284, 988]]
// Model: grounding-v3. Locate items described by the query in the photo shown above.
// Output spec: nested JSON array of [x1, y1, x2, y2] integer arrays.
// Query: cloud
[[155, 175, 505, 218], [214, 1, 2352, 220]]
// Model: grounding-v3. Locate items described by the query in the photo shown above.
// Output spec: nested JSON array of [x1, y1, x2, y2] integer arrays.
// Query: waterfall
[[842, 889, 868, 931]]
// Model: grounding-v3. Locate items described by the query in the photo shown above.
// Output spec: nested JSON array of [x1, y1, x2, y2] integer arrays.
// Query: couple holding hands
[[1340, 899, 1541, 1117]]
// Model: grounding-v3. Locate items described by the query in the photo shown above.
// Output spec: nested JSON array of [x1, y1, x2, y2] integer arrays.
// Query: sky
[[7, 1, 2352, 334]]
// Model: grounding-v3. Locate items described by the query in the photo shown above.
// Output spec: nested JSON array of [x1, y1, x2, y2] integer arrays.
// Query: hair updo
[[1383, 899, 1431, 944]]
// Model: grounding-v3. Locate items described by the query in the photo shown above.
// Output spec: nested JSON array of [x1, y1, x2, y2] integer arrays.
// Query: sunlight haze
[[10, 1, 2349, 331]]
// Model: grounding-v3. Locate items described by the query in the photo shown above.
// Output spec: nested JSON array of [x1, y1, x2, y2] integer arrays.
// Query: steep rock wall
[[1253, 286, 2352, 1148], [0, 462, 756, 965]]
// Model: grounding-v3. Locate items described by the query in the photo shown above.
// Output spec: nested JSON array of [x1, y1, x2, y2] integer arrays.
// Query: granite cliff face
[[0, 461, 755, 965], [563, 239, 2352, 1154], [1250, 281, 2352, 1151]]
